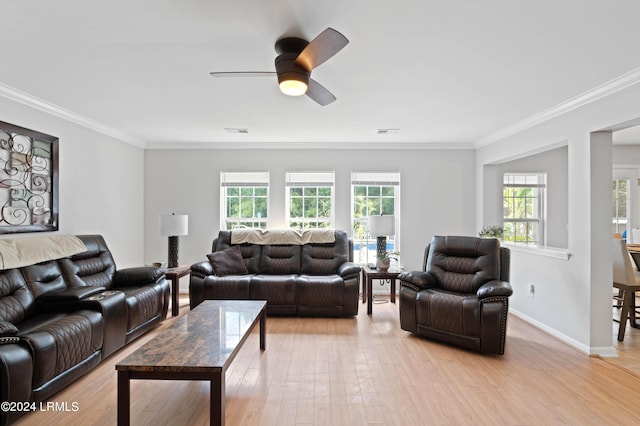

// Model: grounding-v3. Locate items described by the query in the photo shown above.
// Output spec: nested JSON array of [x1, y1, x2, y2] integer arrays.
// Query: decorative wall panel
[[0, 121, 58, 234]]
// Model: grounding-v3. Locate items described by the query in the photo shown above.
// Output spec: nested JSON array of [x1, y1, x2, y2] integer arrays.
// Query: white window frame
[[612, 167, 640, 241], [351, 172, 401, 265], [220, 171, 269, 230], [502, 173, 546, 245], [285, 171, 335, 229], [612, 177, 630, 236]]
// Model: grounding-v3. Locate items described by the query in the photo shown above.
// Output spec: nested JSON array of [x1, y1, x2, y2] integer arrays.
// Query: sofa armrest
[[477, 280, 513, 299], [191, 260, 213, 277], [37, 286, 106, 301], [0, 343, 33, 420], [338, 262, 361, 278], [113, 266, 164, 287], [398, 271, 438, 290]]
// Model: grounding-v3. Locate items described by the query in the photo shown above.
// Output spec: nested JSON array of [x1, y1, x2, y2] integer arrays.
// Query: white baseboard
[[509, 309, 617, 358]]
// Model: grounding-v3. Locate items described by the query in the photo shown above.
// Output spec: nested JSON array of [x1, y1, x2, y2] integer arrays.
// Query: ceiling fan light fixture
[[211, 29, 348, 105], [279, 78, 308, 96]]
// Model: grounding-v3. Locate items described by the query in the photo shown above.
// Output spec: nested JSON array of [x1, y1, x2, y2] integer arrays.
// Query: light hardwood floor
[[604, 296, 640, 376], [13, 296, 640, 425]]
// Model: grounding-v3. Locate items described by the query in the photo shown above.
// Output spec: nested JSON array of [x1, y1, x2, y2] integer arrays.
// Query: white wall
[[144, 148, 476, 276], [0, 97, 145, 267], [613, 144, 640, 163], [484, 146, 569, 249], [476, 81, 640, 356]]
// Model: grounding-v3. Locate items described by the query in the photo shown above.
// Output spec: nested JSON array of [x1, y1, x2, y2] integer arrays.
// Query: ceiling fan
[[210, 28, 349, 106]]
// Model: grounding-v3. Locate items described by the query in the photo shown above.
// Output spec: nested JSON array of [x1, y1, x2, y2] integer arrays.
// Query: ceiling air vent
[[377, 128, 400, 135]]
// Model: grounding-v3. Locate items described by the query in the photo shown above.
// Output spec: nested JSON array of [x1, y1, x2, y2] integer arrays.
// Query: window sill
[[502, 242, 571, 260]]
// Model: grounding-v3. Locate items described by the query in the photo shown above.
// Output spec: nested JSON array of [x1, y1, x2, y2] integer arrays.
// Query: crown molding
[[144, 141, 475, 150], [474, 66, 640, 148], [0, 82, 146, 148]]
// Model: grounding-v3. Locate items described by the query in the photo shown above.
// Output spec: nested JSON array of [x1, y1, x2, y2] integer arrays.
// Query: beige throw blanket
[[230, 229, 335, 245], [0, 235, 87, 270]]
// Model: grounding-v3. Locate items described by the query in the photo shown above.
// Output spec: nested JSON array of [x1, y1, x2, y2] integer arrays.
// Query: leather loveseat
[[189, 229, 361, 316], [0, 235, 169, 425]]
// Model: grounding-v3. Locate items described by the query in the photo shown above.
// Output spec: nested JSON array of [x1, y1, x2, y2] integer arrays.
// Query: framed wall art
[[0, 120, 58, 234]]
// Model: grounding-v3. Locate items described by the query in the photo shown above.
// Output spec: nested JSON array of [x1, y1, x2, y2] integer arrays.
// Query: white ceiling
[[1, 0, 640, 148]]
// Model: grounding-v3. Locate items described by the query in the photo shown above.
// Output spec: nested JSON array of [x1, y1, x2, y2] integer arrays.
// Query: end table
[[362, 266, 403, 315], [164, 265, 190, 316]]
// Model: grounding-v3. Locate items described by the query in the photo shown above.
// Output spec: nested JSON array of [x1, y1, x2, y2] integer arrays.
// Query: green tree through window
[[353, 185, 396, 241], [286, 172, 334, 229], [351, 172, 400, 265], [503, 174, 545, 245], [220, 172, 269, 230]]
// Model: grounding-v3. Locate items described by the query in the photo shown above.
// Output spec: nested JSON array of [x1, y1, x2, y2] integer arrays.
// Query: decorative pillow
[[0, 321, 18, 337], [207, 246, 249, 276]]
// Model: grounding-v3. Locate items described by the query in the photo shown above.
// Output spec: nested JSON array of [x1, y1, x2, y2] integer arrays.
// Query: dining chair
[[612, 238, 640, 341]]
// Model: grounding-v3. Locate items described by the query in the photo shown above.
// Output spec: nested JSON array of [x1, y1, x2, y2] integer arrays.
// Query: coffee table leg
[[260, 308, 266, 350], [171, 276, 179, 316], [211, 372, 225, 426], [117, 371, 130, 426]]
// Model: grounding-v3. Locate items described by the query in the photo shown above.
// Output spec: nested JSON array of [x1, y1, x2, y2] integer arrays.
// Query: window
[[612, 178, 630, 236], [503, 173, 546, 245], [286, 172, 335, 229], [220, 172, 269, 230], [351, 172, 400, 264]]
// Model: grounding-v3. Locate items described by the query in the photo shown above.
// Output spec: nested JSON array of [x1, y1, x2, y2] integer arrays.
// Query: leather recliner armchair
[[398, 236, 512, 355]]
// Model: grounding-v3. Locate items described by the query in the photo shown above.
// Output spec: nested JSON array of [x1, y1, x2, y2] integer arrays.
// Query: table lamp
[[368, 215, 395, 269], [161, 213, 188, 268]]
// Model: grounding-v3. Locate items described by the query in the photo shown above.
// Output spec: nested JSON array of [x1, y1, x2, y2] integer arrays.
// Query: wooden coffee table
[[116, 300, 267, 426]]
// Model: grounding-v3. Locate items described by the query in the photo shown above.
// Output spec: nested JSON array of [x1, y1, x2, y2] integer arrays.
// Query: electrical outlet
[[529, 284, 535, 296]]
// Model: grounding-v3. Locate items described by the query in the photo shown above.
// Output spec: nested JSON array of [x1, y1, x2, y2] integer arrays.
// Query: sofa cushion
[[416, 288, 480, 337], [208, 246, 249, 276], [17, 310, 103, 388], [260, 245, 301, 274], [121, 285, 165, 332], [250, 275, 297, 306], [301, 230, 349, 274], [296, 275, 344, 307], [214, 231, 262, 273], [20, 261, 67, 299], [0, 269, 35, 323], [202, 275, 252, 300], [58, 235, 116, 288], [428, 236, 500, 293]]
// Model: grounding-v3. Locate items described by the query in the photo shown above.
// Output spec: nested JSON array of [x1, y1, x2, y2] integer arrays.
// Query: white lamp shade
[[161, 214, 188, 236], [368, 215, 395, 237]]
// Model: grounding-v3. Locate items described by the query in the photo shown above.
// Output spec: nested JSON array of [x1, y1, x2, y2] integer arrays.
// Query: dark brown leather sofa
[[0, 235, 169, 425], [398, 236, 512, 355], [189, 230, 361, 316]]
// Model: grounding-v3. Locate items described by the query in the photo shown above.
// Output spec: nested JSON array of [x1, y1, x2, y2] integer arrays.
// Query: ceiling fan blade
[[295, 28, 349, 71], [306, 79, 336, 106], [209, 71, 276, 77]]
